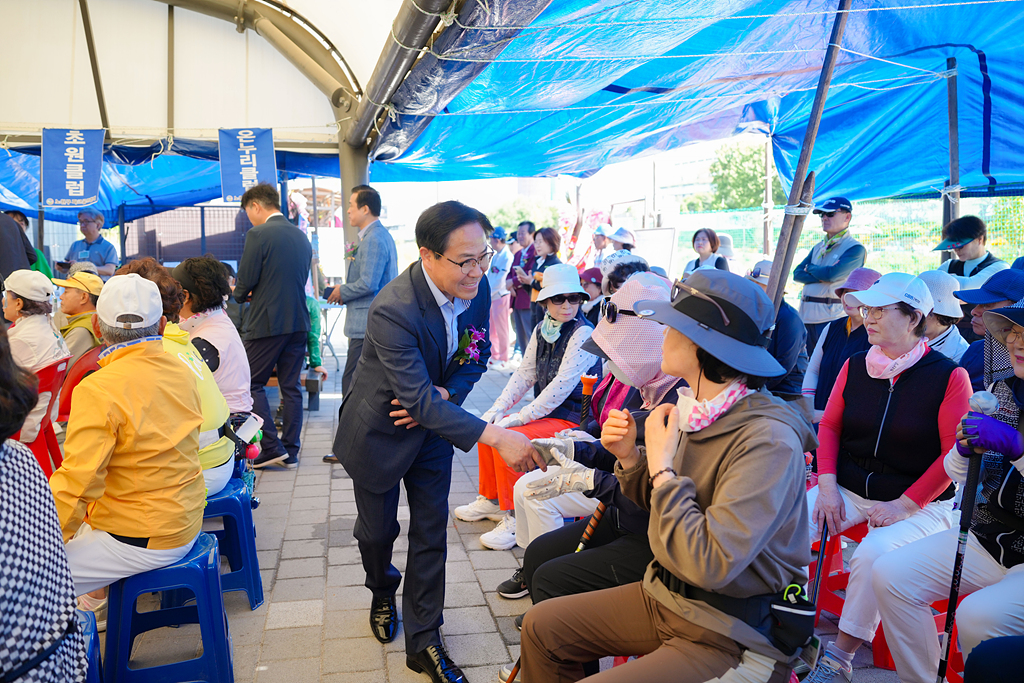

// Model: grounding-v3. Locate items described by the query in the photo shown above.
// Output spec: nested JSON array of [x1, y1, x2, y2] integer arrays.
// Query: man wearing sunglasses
[[793, 196, 866, 356]]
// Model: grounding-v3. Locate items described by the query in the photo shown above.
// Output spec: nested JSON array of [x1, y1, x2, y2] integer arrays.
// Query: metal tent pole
[[765, 0, 853, 317], [763, 137, 772, 255]]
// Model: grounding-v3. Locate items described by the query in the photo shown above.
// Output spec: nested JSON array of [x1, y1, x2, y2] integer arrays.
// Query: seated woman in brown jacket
[[520, 270, 817, 683]]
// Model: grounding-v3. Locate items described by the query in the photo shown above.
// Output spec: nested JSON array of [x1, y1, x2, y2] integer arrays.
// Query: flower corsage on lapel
[[453, 325, 486, 365], [345, 241, 359, 261]]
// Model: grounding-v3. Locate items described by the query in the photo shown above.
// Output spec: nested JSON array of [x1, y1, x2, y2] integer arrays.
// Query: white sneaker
[[454, 495, 505, 522], [480, 513, 517, 550], [804, 653, 853, 682]]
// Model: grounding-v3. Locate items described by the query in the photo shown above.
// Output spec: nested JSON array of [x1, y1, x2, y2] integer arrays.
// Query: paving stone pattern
[[117, 338, 899, 682]]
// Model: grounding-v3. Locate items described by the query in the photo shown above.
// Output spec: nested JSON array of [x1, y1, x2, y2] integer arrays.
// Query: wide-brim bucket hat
[[983, 305, 1024, 346], [634, 270, 784, 378], [536, 263, 589, 302]]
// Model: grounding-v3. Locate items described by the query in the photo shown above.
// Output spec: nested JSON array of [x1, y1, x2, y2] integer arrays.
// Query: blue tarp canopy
[[367, 0, 1024, 201], [0, 140, 341, 225]]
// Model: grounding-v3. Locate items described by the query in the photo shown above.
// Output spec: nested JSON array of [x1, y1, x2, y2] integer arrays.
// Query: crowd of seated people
[[6, 207, 1024, 683]]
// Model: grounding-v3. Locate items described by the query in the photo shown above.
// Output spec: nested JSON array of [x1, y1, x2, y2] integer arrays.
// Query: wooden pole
[[765, 0, 853, 316]]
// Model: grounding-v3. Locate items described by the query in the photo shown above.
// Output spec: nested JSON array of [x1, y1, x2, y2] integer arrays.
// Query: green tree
[[489, 196, 560, 231], [708, 143, 788, 210]]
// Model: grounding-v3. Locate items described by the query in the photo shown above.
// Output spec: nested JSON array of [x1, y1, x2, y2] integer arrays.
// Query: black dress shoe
[[322, 453, 340, 464], [406, 644, 466, 683], [369, 595, 397, 643]]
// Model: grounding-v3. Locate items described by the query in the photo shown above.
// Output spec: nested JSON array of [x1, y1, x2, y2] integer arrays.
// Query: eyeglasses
[[78, 220, 98, 227], [438, 248, 494, 274], [1004, 327, 1024, 345], [549, 294, 586, 306], [600, 299, 639, 323], [859, 304, 898, 321], [670, 279, 731, 326], [820, 211, 837, 218]]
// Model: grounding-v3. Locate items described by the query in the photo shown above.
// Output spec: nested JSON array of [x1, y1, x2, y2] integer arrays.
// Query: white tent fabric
[[0, 0, 402, 146]]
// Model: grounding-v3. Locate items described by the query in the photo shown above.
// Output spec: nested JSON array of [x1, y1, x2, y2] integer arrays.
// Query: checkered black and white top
[[0, 439, 86, 682]]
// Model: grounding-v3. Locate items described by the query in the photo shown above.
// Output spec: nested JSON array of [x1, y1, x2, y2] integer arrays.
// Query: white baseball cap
[[917, 270, 963, 318], [843, 272, 934, 315], [4, 269, 53, 302], [96, 274, 164, 329]]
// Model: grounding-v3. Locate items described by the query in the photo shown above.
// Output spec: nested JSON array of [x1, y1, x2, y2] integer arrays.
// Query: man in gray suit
[[332, 201, 546, 683], [234, 183, 313, 469], [326, 185, 398, 395]]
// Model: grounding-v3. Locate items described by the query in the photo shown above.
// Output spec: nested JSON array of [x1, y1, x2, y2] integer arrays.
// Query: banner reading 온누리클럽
[[41, 128, 104, 208], [219, 128, 278, 203]]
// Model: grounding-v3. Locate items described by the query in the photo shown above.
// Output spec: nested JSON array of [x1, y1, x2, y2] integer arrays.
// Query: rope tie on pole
[[933, 184, 964, 204], [784, 201, 813, 215], [407, 0, 458, 27]]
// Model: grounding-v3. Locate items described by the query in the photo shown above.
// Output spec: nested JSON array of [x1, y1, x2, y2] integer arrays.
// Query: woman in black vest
[[455, 263, 601, 550], [525, 227, 563, 331], [873, 301, 1024, 683], [805, 273, 972, 683], [802, 267, 880, 422]]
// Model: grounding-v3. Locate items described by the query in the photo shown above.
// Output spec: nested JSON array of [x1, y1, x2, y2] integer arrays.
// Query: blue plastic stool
[[104, 533, 233, 683], [77, 609, 103, 683], [203, 477, 264, 610]]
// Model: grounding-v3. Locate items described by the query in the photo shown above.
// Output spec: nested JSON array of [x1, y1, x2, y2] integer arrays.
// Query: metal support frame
[[118, 203, 127, 265], [946, 56, 960, 223], [344, 0, 451, 149], [765, 0, 852, 316], [79, 0, 110, 136], [168, 5, 175, 131], [763, 137, 772, 255], [200, 206, 207, 253]]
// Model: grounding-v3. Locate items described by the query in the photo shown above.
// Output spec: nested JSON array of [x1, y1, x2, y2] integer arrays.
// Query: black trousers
[[245, 331, 306, 458], [512, 308, 532, 355], [804, 321, 829, 356], [351, 434, 453, 653], [342, 337, 363, 397], [523, 512, 655, 604]]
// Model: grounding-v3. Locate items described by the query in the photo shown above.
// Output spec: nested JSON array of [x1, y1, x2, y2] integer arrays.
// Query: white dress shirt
[[422, 266, 472, 360]]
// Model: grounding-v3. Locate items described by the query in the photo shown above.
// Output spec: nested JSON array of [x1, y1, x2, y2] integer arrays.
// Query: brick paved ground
[[114, 333, 900, 682]]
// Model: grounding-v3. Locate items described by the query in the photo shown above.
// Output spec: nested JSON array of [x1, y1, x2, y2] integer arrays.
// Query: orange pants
[[478, 417, 576, 511]]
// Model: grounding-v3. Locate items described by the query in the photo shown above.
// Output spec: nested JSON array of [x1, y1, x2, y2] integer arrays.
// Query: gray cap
[[634, 270, 785, 378]]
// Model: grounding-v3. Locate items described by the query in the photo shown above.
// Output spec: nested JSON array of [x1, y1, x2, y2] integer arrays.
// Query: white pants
[[512, 467, 598, 549], [806, 485, 954, 642], [203, 458, 234, 497], [872, 528, 1024, 683], [65, 523, 198, 596]]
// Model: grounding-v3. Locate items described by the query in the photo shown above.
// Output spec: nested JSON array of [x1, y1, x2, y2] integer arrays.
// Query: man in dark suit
[[334, 201, 546, 683], [234, 183, 313, 469], [0, 211, 37, 281]]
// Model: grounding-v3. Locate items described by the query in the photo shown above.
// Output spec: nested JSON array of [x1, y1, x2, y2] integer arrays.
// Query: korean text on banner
[[41, 128, 104, 208], [218, 128, 278, 203]]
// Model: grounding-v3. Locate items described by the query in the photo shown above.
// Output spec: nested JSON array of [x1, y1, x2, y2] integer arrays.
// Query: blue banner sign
[[218, 128, 278, 202], [41, 128, 104, 207]]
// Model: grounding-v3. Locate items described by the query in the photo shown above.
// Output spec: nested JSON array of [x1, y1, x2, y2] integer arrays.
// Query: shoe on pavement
[[78, 594, 107, 633], [454, 495, 505, 522], [498, 662, 521, 683], [514, 612, 524, 631], [282, 453, 298, 469], [369, 594, 397, 643], [497, 568, 529, 599], [480, 513, 517, 550], [323, 453, 340, 464], [406, 644, 466, 683], [803, 653, 853, 682], [252, 450, 287, 469]]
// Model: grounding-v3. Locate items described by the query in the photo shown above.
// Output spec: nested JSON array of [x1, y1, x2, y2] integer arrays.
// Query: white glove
[[480, 409, 503, 425], [531, 437, 575, 467], [554, 428, 598, 443], [525, 461, 596, 500], [498, 413, 524, 429]]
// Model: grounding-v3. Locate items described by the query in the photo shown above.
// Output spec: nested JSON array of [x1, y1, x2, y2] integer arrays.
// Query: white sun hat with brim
[[536, 263, 590, 303], [633, 270, 785, 378], [97, 273, 164, 329], [608, 227, 636, 245], [917, 270, 964, 318], [3, 269, 53, 302], [842, 272, 934, 316]]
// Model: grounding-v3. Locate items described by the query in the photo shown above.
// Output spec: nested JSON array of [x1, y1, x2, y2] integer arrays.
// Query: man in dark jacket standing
[[235, 183, 313, 469], [0, 211, 37, 282], [749, 259, 808, 399]]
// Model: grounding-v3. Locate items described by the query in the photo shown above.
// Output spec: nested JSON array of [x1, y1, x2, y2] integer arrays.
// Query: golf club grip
[[936, 453, 984, 683], [576, 502, 607, 553], [579, 374, 599, 427]]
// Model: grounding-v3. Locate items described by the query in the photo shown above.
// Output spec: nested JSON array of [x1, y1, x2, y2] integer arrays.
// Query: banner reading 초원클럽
[[219, 128, 278, 203], [41, 128, 105, 208]]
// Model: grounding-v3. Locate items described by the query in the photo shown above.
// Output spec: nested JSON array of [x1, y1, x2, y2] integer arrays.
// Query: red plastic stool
[[14, 357, 70, 477], [808, 521, 868, 626]]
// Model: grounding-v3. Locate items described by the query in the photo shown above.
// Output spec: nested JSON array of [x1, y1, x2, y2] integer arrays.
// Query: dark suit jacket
[[233, 214, 312, 340], [334, 261, 492, 493], [0, 213, 36, 281]]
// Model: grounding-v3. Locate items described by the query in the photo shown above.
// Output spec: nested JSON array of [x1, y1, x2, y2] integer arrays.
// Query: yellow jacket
[[49, 339, 206, 549], [162, 323, 234, 471]]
